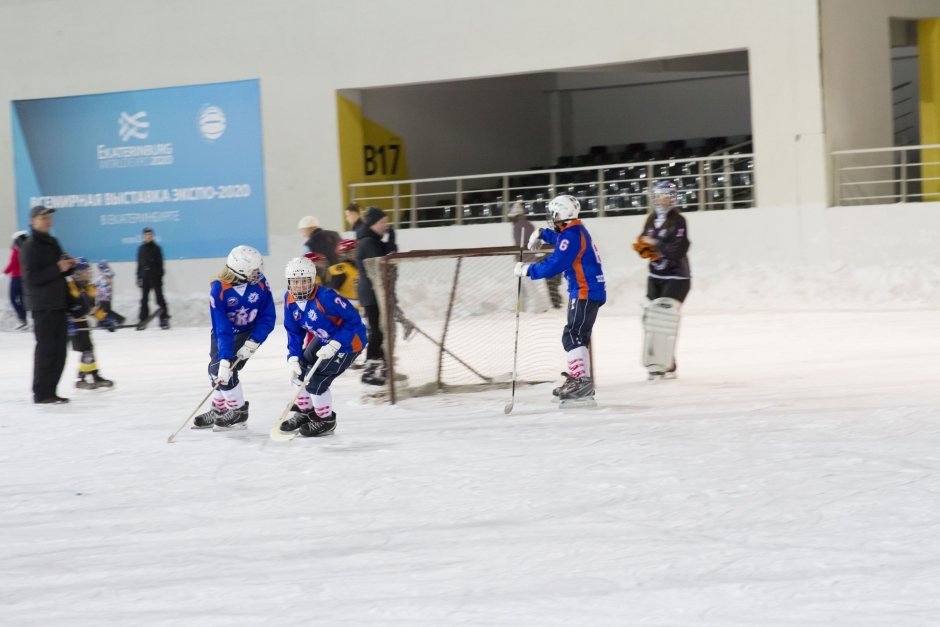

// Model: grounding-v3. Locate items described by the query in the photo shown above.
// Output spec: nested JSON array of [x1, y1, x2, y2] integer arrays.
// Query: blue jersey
[[284, 284, 367, 359], [529, 220, 606, 302], [209, 276, 277, 360]]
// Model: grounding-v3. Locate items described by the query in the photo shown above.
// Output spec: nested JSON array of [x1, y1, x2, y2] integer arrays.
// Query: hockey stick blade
[[270, 424, 298, 442], [503, 400, 514, 414]]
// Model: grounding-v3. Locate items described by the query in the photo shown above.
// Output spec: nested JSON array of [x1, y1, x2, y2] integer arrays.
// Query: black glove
[[136, 277, 143, 288]]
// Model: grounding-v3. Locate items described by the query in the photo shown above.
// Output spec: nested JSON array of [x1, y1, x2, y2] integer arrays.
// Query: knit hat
[[142, 226, 153, 234], [363, 206, 387, 227]]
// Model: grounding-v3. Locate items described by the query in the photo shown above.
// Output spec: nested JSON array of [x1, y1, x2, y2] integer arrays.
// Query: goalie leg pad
[[642, 297, 681, 373]]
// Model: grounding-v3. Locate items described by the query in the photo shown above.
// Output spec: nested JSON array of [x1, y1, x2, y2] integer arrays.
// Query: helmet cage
[[288, 276, 314, 300], [285, 256, 317, 300]]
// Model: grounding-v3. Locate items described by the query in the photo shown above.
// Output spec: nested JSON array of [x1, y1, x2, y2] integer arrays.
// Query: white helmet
[[547, 195, 580, 230], [652, 180, 678, 208], [226, 245, 264, 284], [285, 256, 316, 300]]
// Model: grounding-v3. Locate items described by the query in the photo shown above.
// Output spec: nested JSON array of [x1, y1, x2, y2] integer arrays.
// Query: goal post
[[364, 246, 565, 403]]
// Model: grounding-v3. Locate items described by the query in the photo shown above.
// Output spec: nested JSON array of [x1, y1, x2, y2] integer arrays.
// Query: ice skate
[[298, 412, 336, 437], [192, 407, 228, 429], [15, 320, 28, 331], [559, 376, 596, 408], [214, 401, 250, 431], [91, 371, 113, 388], [552, 372, 577, 401], [279, 409, 312, 432], [361, 359, 387, 386], [75, 376, 98, 390]]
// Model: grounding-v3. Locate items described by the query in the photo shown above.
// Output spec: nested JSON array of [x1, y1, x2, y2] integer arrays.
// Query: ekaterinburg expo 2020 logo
[[199, 104, 226, 141], [97, 110, 173, 169], [118, 111, 150, 142]]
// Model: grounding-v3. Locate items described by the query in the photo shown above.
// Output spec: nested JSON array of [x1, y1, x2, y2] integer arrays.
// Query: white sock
[[312, 389, 333, 418], [211, 392, 226, 413], [296, 392, 313, 411], [566, 346, 591, 379], [220, 382, 245, 410]]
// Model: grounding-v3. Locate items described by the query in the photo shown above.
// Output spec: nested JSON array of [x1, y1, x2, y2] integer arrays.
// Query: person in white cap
[[298, 215, 340, 278]]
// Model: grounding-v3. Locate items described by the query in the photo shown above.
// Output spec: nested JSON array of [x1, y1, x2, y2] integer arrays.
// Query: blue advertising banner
[[12, 79, 266, 261]]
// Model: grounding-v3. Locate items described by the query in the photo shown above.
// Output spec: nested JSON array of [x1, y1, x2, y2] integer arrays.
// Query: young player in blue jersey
[[514, 194, 606, 403], [192, 245, 276, 431], [279, 255, 367, 437]]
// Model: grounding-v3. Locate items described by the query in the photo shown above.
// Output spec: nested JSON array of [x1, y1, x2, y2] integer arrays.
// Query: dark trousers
[[32, 309, 68, 400], [300, 341, 359, 395], [139, 278, 169, 322], [10, 276, 25, 322], [207, 330, 252, 391], [363, 303, 384, 361], [646, 277, 691, 303], [562, 299, 603, 352]]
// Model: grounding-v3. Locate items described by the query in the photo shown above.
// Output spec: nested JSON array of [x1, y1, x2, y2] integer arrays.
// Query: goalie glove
[[316, 339, 341, 360], [513, 262, 531, 278], [632, 236, 661, 262], [236, 339, 261, 361], [527, 228, 544, 252], [216, 359, 233, 385]]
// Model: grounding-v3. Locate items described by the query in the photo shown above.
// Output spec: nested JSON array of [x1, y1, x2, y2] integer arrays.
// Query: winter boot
[[559, 376, 594, 401], [298, 412, 336, 437], [552, 372, 577, 398], [91, 371, 114, 388], [280, 409, 313, 432], [160, 316, 170, 330], [214, 401, 250, 431], [192, 407, 229, 429], [361, 359, 387, 386]]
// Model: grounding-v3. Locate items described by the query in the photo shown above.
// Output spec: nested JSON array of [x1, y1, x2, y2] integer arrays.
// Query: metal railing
[[349, 147, 755, 229], [832, 143, 940, 205]]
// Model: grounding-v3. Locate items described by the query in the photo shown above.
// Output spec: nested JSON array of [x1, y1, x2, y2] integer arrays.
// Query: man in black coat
[[136, 226, 170, 329], [21, 205, 77, 404], [355, 207, 397, 385]]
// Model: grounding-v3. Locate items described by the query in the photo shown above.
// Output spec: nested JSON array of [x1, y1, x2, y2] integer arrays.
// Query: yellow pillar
[[336, 95, 411, 227], [919, 19, 940, 201]]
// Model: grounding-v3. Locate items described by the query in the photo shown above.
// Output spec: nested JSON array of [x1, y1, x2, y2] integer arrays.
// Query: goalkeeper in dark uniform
[[633, 180, 691, 379]]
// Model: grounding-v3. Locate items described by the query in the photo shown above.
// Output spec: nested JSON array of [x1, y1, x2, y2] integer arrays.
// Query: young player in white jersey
[[192, 245, 277, 431], [279, 256, 368, 437]]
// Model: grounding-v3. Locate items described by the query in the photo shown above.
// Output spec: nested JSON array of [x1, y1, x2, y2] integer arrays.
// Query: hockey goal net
[[364, 246, 566, 403]]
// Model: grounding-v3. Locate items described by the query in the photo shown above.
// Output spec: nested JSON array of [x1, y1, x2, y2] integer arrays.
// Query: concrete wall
[[0, 0, 930, 325]]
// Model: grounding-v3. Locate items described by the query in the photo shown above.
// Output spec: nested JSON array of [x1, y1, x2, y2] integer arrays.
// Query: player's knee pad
[[642, 297, 681, 372]]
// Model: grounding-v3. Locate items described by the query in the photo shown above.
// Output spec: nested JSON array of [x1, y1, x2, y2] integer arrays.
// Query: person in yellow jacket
[[327, 239, 360, 306], [66, 257, 114, 389]]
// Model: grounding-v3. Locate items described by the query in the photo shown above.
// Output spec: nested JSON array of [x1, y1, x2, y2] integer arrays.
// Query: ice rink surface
[[2, 309, 940, 626]]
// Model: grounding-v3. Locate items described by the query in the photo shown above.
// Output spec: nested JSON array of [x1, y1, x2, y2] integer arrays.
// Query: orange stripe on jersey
[[286, 292, 296, 305], [328, 315, 343, 326], [574, 231, 588, 299], [352, 334, 364, 353]]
